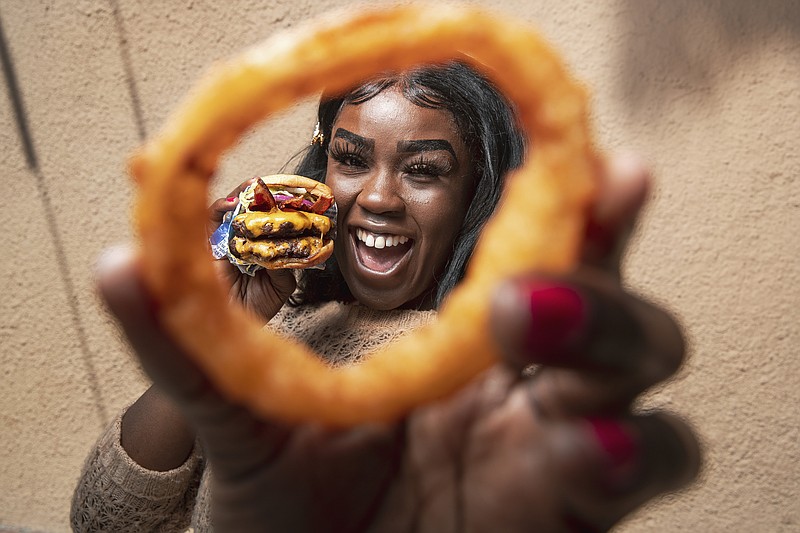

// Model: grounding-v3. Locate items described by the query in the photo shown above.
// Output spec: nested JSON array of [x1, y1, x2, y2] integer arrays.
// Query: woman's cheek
[[327, 175, 358, 213]]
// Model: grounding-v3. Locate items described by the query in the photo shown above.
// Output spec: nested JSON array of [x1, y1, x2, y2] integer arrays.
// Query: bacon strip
[[250, 179, 277, 211]]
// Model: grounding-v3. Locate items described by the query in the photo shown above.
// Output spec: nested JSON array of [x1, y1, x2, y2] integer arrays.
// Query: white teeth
[[356, 229, 409, 248]]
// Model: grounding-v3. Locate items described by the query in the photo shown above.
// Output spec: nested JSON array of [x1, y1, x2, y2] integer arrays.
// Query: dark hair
[[289, 61, 525, 308]]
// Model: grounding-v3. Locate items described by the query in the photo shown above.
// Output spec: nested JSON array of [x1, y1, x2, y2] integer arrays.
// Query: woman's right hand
[[208, 178, 297, 324]]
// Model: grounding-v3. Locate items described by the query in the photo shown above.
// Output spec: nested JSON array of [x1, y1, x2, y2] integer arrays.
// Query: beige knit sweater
[[71, 301, 435, 532]]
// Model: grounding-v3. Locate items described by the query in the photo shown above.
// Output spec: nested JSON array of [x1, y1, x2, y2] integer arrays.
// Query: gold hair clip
[[311, 122, 325, 145]]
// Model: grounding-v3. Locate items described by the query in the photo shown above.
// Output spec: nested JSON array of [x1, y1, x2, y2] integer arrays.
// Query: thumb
[[582, 153, 651, 273], [96, 245, 292, 474], [95, 245, 210, 400]]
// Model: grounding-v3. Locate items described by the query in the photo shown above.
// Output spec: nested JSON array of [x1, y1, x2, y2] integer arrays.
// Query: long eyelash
[[328, 141, 367, 163], [405, 155, 453, 176]]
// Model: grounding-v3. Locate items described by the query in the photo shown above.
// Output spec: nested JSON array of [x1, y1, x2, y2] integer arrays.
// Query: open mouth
[[353, 228, 413, 273]]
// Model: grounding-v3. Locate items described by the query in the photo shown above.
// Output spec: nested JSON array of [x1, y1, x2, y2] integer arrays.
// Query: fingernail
[[226, 196, 236, 202], [587, 417, 641, 492], [584, 218, 617, 258], [588, 418, 639, 468], [524, 283, 588, 364]]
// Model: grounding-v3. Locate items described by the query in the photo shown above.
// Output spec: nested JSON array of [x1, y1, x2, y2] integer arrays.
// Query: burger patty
[[229, 235, 328, 261], [232, 211, 331, 240]]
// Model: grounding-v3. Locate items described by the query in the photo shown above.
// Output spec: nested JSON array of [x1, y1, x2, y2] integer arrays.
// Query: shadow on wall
[[616, 0, 800, 110]]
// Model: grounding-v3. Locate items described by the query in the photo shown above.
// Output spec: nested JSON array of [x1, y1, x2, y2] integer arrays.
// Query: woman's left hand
[[97, 154, 700, 532]]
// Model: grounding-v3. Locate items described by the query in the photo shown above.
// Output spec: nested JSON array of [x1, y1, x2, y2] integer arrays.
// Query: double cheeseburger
[[229, 174, 335, 269]]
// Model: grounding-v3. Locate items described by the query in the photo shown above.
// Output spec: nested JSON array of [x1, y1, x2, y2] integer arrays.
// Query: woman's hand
[[99, 155, 700, 532], [208, 178, 296, 323]]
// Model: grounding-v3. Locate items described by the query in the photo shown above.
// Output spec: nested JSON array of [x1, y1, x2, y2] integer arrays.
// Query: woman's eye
[[407, 163, 437, 176], [404, 158, 452, 178], [329, 143, 369, 171], [339, 155, 367, 168]]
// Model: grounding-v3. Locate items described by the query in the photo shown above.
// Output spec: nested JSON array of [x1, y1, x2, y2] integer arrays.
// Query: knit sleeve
[[70, 412, 204, 532]]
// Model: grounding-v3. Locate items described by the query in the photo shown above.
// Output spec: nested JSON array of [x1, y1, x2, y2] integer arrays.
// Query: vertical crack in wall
[[109, 0, 147, 141], [0, 9, 109, 427]]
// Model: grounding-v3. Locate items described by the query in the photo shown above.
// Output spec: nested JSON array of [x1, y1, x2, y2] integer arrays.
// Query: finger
[[226, 176, 259, 199], [208, 196, 239, 226], [552, 412, 702, 531], [582, 153, 651, 274], [96, 245, 292, 470], [208, 176, 258, 226], [96, 245, 210, 399], [96, 245, 258, 421], [490, 274, 686, 417]]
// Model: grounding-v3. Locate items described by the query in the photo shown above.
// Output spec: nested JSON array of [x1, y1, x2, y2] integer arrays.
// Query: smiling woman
[[291, 62, 525, 311], [71, 63, 529, 530], [72, 54, 699, 532]]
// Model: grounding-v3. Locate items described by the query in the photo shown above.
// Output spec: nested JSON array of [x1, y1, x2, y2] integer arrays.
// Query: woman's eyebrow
[[332, 128, 374, 153], [397, 139, 457, 159]]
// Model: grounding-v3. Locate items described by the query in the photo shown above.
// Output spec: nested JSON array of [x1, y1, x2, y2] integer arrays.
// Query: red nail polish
[[525, 283, 587, 364], [587, 418, 641, 491], [584, 218, 616, 259], [588, 418, 638, 467], [226, 196, 236, 202]]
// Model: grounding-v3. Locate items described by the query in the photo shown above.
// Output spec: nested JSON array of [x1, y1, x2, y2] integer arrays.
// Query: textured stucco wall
[[1, 1, 798, 531]]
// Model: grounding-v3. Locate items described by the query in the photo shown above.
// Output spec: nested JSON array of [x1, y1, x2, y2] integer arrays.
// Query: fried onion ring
[[130, 4, 597, 426]]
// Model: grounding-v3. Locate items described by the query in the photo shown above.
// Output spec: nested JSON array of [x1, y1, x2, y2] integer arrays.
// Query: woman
[[72, 62, 700, 532], [206, 62, 525, 366]]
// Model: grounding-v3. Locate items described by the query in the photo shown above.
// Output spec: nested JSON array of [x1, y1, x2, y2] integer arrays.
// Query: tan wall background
[[1, 1, 798, 531]]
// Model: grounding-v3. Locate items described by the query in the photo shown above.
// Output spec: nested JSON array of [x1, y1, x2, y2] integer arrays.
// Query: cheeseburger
[[229, 174, 335, 269]]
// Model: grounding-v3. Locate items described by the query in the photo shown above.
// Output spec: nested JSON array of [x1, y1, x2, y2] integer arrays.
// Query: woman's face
[[325, 87, 476, 310]]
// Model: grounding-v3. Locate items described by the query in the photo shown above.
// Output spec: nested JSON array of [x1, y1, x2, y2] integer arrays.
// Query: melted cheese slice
[[233, 210, 331, 238]]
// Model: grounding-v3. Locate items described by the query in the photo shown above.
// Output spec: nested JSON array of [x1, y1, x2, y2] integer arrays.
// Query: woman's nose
[[356, 169, 405, 215]]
